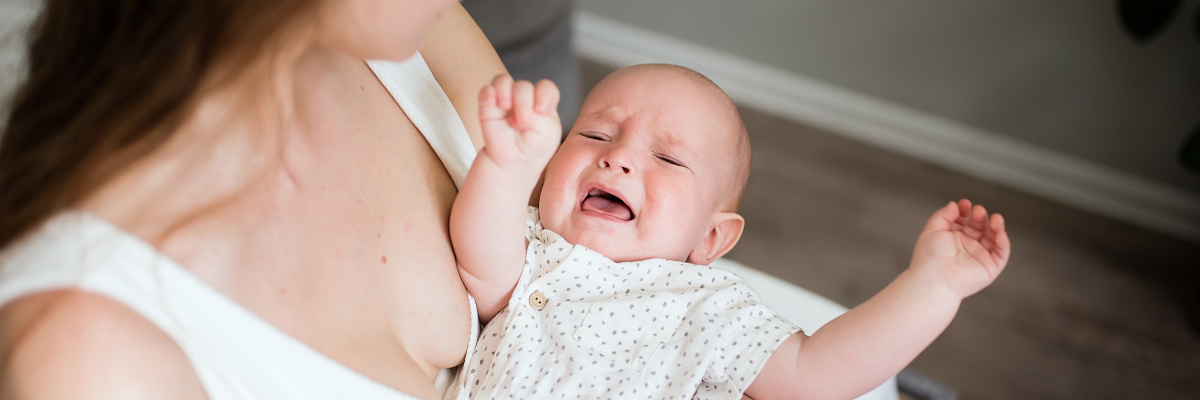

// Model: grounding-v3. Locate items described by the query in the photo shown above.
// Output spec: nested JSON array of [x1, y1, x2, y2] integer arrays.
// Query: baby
[[450, 64, 1010, 399]]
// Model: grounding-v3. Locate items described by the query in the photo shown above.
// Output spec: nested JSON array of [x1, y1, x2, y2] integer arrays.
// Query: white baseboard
[[575, 12, 1200, 244]]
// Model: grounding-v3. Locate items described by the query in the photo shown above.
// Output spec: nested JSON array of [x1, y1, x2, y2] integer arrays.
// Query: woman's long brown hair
[[0, 0, 316, 249]]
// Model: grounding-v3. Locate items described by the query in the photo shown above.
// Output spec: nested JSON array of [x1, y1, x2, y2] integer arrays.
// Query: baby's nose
[[599, 159, 632, 174]]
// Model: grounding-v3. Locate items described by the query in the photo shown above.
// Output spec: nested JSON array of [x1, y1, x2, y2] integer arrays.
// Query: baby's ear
[[687, 212, 745, 265]]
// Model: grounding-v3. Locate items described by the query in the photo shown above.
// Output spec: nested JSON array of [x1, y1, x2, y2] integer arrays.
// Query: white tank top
[[0, 53, 479, 400]]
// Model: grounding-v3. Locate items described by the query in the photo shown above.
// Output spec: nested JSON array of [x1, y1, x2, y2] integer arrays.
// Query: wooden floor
[[581, 60, 1200, 400]]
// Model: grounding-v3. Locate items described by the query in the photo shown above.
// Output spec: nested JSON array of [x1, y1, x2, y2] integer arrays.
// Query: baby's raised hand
[[478, 74, 562, 174], [911, 199, 1011, 299]]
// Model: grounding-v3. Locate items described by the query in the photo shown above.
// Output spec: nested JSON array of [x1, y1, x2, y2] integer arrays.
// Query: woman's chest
[[266, 110, 470, 366], [198, 76, 472, 390]]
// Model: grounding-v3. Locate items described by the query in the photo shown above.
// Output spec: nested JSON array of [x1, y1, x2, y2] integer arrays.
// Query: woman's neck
[[82, 43, 346, 244]]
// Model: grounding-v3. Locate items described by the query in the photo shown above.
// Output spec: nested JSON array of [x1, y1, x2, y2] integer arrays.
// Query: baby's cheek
[[537, 200, 571, 232]]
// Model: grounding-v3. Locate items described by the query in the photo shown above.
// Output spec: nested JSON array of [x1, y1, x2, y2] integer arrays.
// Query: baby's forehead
[[591, 65, 751, 204], [618, 68, 739, 127], [618, 65, 721, 96]]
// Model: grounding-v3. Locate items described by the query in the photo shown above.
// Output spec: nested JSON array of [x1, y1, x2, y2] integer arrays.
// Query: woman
[[0, 0, 504, 398]]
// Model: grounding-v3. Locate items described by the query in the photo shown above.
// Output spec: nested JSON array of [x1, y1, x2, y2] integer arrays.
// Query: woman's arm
[[0, 291, 206, 400], [419, 3, 508, 151]]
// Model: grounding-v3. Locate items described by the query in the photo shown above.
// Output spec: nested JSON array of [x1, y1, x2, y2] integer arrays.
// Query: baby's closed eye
[[578, 131, 609, 141], [654, 153, 686, 168]]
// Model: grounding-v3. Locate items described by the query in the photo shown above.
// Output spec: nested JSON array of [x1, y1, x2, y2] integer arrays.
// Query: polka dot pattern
[[456, 208, 802, 399]]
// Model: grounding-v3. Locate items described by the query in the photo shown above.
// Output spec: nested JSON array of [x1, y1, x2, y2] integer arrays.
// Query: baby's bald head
[[602, 64, 751, 212], [544, 63, 752, 263]]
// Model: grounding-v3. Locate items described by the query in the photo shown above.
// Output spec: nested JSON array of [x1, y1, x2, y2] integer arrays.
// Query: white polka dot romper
[[458, 208, 802, 399]]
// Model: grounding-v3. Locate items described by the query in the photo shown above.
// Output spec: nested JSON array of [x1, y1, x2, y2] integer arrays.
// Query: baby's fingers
[[985, 214, 1011, 266], [534, 79, 561, 115], [959, 204, 989, 240], [478, 85, 498, 116], [957, 199, 972, 218], [491, 74, 514, 110], [924, 201, 961, 232], [511, 80, 536, 129], [479, 75, 514, 124]]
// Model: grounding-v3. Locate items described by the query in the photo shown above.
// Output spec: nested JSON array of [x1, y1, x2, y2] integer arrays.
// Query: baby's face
[[538, 66, 743, 263]]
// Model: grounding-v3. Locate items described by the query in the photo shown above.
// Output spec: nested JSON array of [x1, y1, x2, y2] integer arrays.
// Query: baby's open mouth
[[581, 189, 634, 221]]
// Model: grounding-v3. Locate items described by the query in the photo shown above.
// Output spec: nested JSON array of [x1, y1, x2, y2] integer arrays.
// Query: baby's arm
[[745, 200, 1010, 400], [451, 75, 561, 322]]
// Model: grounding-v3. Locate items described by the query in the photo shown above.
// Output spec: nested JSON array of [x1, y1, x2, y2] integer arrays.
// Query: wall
[[2, 0, 1197, 240], [577, 0, 1200, 241], [0, 0, 37, 123]]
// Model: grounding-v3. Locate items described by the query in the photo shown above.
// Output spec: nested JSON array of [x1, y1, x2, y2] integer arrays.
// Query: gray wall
[[0, 0, 37, 124], [578, 0, 1200, 194], [4, 0, 1198, 195]]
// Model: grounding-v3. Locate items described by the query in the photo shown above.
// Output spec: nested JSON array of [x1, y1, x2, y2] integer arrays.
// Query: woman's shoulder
[[0, 290, 207, 399], [419, 4, 506, 151]]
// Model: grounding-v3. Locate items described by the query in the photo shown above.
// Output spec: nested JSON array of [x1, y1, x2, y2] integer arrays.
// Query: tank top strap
[[368, 54, 478, 189]]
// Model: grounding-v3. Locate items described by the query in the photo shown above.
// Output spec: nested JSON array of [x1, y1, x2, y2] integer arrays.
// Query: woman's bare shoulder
[[0, 290, 207, 399], [420, 3, 507, 151]]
